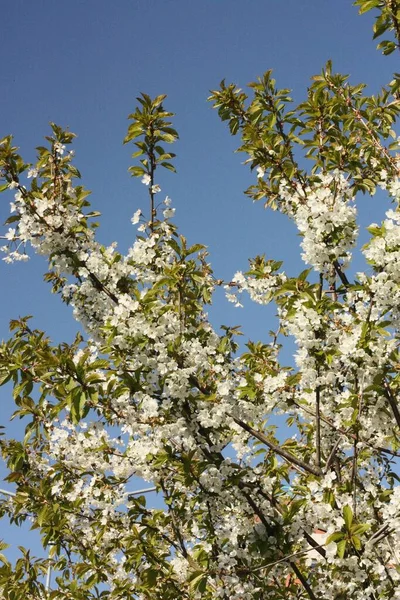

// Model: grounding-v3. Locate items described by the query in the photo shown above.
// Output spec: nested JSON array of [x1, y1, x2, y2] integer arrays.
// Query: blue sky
[[1, 0, 397, 346], [0, 0, 398, 569]]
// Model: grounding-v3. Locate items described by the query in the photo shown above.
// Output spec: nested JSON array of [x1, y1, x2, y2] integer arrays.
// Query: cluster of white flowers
[[363, 208, 400, 327], [280, 172, 358, 275], [225, 264, 287, 307]]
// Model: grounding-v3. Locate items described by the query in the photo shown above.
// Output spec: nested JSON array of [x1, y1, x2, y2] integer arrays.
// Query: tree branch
[[232, 416, 323, 477], [290, 561, 319, 600], [383, 381, 400, 430], [333, 260, 350, 288]]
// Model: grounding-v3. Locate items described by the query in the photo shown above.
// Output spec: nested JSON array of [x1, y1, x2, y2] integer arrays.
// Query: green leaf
[[379, 40, 397, 55], [373, 14, 390, 39], [0, 372, 12, 386], [356, 0, 381, 14], [337, 539, 347, 558], [343, 505, 353, 530], [160, 161, 177, 172], [367, 224, 384, 236], [351, 534, 362, 550], [189, 572, 208, 593], [153, 94, 167, 107], [70, 390, 87, 424], [351, 523, 370, 535], [326, 531, 344, 544], [160, 133, 176, 143], [141, 568, 158, 586], [128, 166, 146, 178]]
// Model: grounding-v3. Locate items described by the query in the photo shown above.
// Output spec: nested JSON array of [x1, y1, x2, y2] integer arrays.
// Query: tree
[[0, 2, 400, 598]]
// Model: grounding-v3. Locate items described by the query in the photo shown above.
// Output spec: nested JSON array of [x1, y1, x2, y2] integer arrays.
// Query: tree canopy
[[1, 1, 400, 598]]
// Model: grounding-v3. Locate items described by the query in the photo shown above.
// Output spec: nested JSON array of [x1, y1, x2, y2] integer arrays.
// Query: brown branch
[[388, 0, 400, 51], [351, 439, 358, 519], [324, 435, 346, 473], [290, 561, 319, 600], [247, 541, 328, 573], [232, 416, 323, 477], [333, 260, 350, 289], [383, 381, 400, 430], [148, 122, 156, 230], [315, 273, 323, 469], [241, 488, 273, 534], [160, 483, 188, 559], [88, 272, 118, 304], [368, 523, 394, 546], [315, 386, 322, 470], [303, 531, 326, 559]]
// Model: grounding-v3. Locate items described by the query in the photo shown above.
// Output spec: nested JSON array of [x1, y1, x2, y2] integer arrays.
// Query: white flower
[[164, 195, 172, 206], [8, 181, 18, 189], [141, 174, 151, 185], [54, 142, 65, 156], [3, 251, 28, 263], [325, 541, 337, 562], [163, 208, 175, 219], [217, 381, 231, 396], [225, 292, 243, 308], [151, 184, 161, 194], [131, 209, 142, 225], [27, 168, 38, 179], [256, 166, 265, 178], [4, 228, 17, 240]]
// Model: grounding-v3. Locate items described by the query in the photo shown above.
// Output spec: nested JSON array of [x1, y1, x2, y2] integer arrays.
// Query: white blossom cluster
[[363, 206, 400, 327], [225, 264, 287, 307], [280, 171, 358, 276]]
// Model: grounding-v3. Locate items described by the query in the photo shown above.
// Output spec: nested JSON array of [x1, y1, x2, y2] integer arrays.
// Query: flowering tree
[[1, 2, 400, 598]]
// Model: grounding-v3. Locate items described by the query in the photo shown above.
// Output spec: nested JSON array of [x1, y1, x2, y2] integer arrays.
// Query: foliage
[[0, 2, 400, 599]]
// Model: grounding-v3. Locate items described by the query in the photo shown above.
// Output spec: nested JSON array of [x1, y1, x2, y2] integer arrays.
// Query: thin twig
[[232, 416, 323, 477], [383, 381, 400, 430], [324, 435, 345, 473], [333, 260, 350, 288], [290, 561, 319, 600], [315, 387, 322, 469], [247, 541, 328, 573]]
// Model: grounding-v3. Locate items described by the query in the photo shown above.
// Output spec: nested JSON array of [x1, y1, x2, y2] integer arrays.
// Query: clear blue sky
[[0, 0, 398, 565], [1, 0, 396, 345]]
